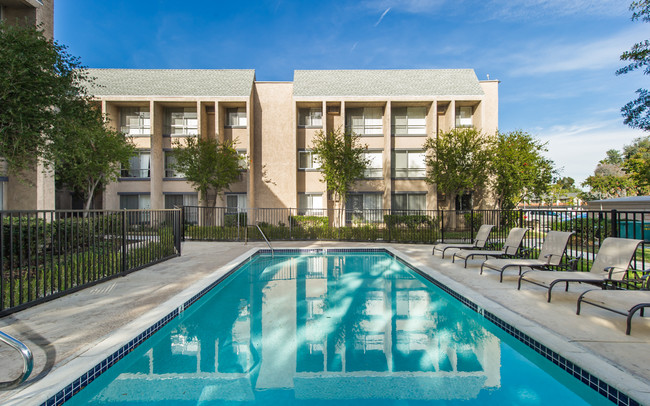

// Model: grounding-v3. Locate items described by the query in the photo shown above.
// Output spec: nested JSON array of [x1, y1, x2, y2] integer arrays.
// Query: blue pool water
[[64, 252, 611, 405]]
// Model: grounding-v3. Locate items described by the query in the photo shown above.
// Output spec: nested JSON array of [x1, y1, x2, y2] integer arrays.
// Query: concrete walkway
[[1, 241, 649, 405]]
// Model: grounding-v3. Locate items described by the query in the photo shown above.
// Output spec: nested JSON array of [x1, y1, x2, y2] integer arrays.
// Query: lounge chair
[[452, 228, 528, 268], [518, 237, 643, 302], [576, 271, 650, 335], [480, 231, 575, 282], [432, 224, 495, 258]]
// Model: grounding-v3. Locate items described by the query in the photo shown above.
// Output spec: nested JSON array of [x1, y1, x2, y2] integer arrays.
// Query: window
[[226, 108, 247, 128], [346, 107, 383, 136], [120, 194, 151, 224], [164, 151, 184, 178], [121, 151, 150, 178], [393, 150, 426, 178], [455, 106, 473, 128], [455, 192, 473, 211], [392, 107, 426, 136], [298, 193, 324, 216], [164, 194, 198, 209], [346, 193, 383, 223], [392, 193, 426, 213], [298, 150, 320, 170], [226, 194, 247, 214], [237, 149, 248, 170], [164, 108, 198, 136], [120, 107, 150, 136], [298, 108, 322, 128], [363, 151, 383, 178]]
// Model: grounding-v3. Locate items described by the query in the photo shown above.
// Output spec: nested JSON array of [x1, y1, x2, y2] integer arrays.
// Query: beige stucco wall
[[252, 82, 296, 209]]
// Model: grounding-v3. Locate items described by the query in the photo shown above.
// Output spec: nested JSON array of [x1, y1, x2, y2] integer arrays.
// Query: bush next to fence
[[384, 214, 437, 229], [2, 213, 123, 265], [289, 215, 329, 228], [224, 213, 247, 227], [462, 212, 484, 232]]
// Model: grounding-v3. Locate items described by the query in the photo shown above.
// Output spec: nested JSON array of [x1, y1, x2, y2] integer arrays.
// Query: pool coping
[[3, 247, 649, 406]]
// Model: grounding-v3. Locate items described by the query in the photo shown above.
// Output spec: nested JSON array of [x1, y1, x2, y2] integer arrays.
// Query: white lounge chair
[[480, 231, 575, 282], [452, 228, 529, 268], [518, 237, 643, 302], [432, 224, 495, 258]]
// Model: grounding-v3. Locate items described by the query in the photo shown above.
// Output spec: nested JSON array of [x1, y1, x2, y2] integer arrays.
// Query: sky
[[54, 0, 648, 187]]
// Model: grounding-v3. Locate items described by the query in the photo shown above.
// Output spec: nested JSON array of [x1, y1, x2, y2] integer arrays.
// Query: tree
[[492, 130, 555, 210], [311, 128, 369, 204], [622, 135, 650, 192], [582, 163, 634, 199], [423, 128, 494, 209], [0, 21, 90, 173], [616, 1, 650, 131], [48, 100, 136, 210], [171, 137, 241, 206], [600, 149, 624, 165]]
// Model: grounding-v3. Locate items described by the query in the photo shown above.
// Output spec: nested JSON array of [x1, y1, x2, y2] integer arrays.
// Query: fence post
[[519, 209, 524, 228], [611, 209, 618, 238], [440, 209, 445, 243], [470, 208, 475, 241], [121, 209, 128, 274], [174, 209, 182, 256], [180, 206, 185, 242]]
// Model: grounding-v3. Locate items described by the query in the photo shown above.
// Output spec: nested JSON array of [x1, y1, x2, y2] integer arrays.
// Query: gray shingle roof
[[86, 69, 255, 97], [293, 69, 484, 97]]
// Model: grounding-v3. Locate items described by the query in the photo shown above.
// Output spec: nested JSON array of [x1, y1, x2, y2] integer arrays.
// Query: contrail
[[375, 7, 391, 26]]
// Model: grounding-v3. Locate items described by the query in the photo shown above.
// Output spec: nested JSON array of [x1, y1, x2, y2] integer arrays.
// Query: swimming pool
[[50, 249, 619, 405]]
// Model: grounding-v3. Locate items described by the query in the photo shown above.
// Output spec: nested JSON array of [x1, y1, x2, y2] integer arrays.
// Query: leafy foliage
[[172, 137, 242, 206], [423, 128, 494, 204], [617, 1, 650, 131], [582, 136, 650, 198], [0, 22, 91, 173], [311, 128, 369, 202], [493, 130, 555, 210], [622, 135, 650, 192], [48, 101, 136, 210]]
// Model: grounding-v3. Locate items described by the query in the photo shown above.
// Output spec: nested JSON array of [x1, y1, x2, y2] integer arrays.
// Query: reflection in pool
[[66, 252, 609, 405]]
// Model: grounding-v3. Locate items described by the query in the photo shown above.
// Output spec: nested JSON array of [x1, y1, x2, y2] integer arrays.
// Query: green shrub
[[463, 212, 484, 232]]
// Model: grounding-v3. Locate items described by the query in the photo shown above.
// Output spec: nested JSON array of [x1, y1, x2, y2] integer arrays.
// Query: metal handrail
[[0, 330, 33, 389], [255, 224, 274, 257]]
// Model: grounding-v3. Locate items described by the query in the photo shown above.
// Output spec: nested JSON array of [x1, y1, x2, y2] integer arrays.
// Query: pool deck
[[1, 241, 649, 405]]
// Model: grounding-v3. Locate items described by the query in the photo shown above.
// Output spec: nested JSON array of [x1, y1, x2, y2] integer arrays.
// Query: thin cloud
[[537, 122, 643, 184], [375, 8, 391, 26], [484, 0, 628, 20], [508, 26, 646, 76]]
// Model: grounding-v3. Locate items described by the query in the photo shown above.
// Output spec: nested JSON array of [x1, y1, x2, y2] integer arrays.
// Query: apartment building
[[0, 0, 55, 210], [88, 68, 498, 214]]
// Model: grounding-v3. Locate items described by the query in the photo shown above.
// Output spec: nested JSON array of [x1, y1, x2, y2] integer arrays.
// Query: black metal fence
[[1, 209, 182, 316], [181, 206, 648, 272]]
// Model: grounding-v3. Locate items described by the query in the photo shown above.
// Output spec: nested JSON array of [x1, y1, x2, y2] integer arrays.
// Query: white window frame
[[298, 150, 320, 170], [392, 193, 426, 212], [347, 107, 383, 136], [226, 194, 247, 214], [392, 106, 426, 136], [164, 151, 184, 179], [121, 150, 151, 178], [393, 150, 426, 178], [363, 151, 383, 178], [226, 107, 247, 128], [298, 108, 323, 128], [237, 149, 248, 171], [455, 106, 474, 128], [298, 193, 324, 216], [164, 107, 198, 137], [120, 107, 150, 137], [346, 193, 383, 223]]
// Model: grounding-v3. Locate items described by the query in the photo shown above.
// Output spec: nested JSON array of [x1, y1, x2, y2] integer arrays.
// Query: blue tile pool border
[[41, 248, 638, 406]]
